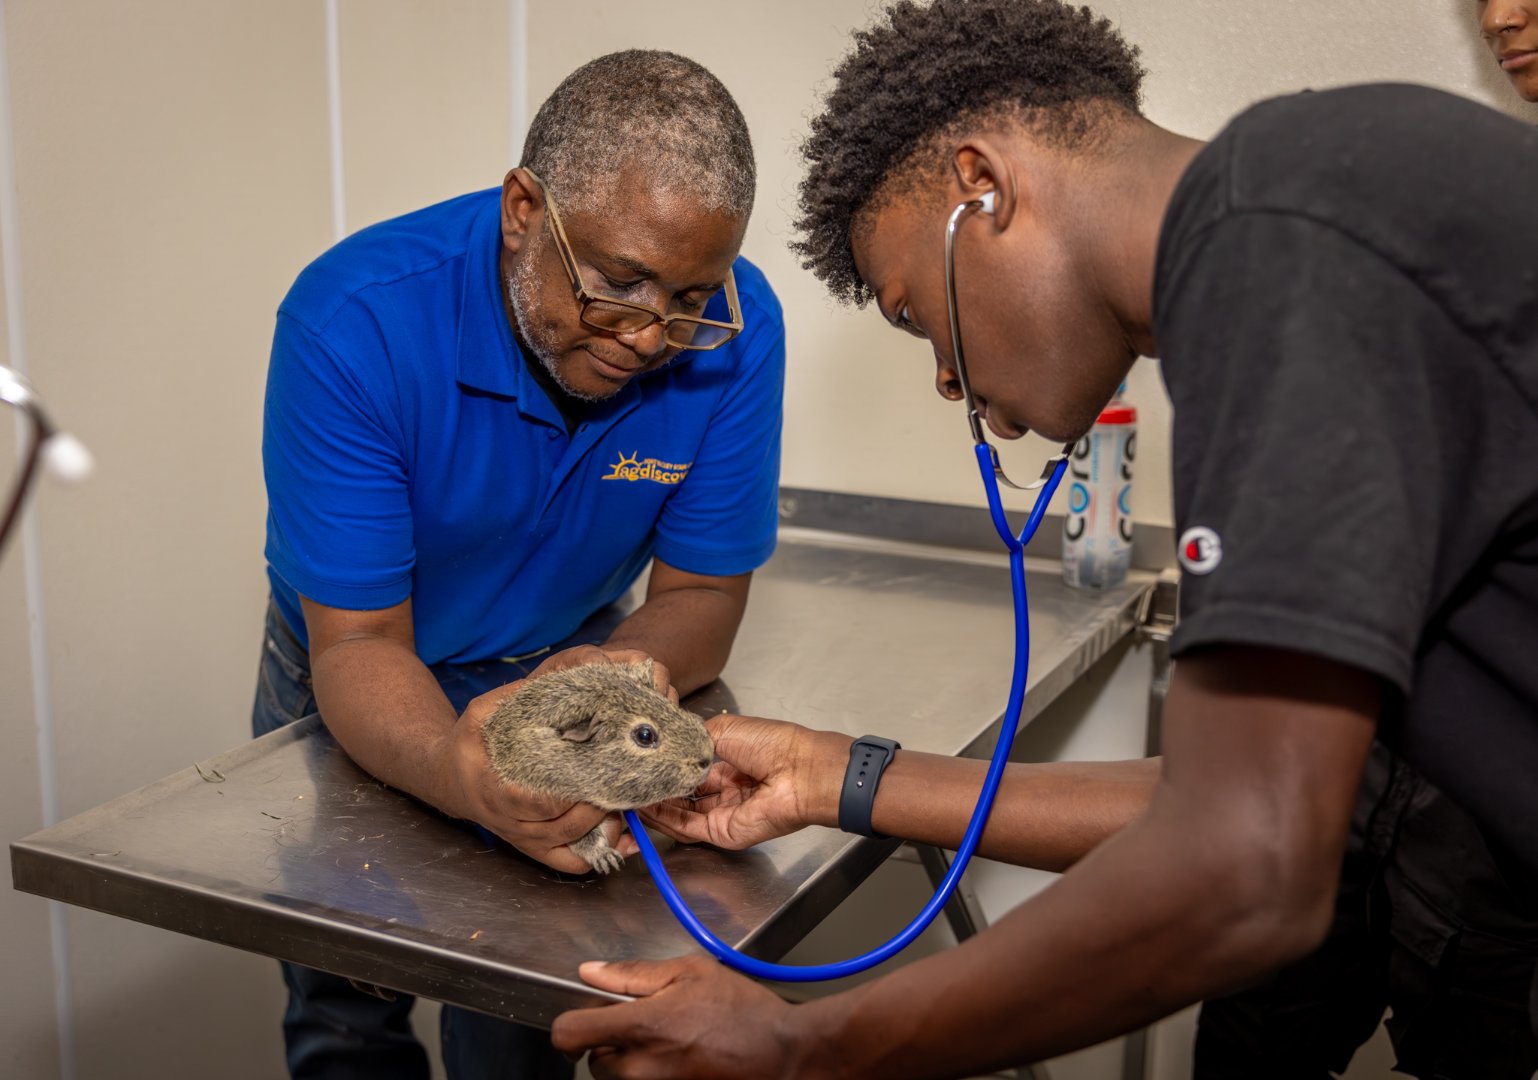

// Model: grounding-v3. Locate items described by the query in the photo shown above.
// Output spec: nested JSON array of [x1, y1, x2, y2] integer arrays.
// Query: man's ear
[[951, 139, 1019, 230], [501, 168, 542, 255]]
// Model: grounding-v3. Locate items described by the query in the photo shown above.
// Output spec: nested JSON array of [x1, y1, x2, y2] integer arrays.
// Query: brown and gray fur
[[481, 659, 712, 873]]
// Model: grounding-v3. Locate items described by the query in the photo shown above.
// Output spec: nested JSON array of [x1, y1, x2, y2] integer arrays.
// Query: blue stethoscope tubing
[[622, 443, 1068, 982]]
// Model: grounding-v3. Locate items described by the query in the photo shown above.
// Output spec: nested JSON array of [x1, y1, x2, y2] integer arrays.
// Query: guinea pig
[[480, 658, 713, 874]]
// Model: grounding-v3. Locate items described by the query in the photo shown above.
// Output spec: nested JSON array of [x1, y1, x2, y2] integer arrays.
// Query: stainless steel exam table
[[12, 497, 1160, 1030]]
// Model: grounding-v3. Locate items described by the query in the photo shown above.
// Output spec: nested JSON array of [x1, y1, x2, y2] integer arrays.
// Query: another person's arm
[[561, 559, 752, 698], [555, 646, 1378, 1078], [303, 595, 612, 874], [303, 562, 745, 871], [641, 714, 1158, 870]]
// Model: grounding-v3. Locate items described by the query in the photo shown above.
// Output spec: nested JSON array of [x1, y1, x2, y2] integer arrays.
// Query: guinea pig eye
[[631, 723, 658, 749]]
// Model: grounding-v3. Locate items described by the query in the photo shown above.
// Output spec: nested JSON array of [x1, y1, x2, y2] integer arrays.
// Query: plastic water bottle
[[1062, 385, 1135, 589]]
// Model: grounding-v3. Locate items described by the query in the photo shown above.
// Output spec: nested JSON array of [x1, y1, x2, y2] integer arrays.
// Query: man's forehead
[[564, 177, 744, 275]]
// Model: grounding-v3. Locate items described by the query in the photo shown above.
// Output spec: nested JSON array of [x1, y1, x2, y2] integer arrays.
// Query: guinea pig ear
[[556, 712, 601, 743]]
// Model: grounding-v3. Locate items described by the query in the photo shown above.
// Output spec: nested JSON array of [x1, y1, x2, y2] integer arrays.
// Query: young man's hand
[[637, 714, 852, 851], [552, 957, 816, 1080]]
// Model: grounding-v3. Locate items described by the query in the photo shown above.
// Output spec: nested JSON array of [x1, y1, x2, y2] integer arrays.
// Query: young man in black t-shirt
[[1193, 4, 1538, 1075], [548, 2, 1538, 1077]]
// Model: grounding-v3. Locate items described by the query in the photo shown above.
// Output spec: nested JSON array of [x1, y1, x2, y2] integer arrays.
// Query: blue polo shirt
[[263, 189, 784, 665]]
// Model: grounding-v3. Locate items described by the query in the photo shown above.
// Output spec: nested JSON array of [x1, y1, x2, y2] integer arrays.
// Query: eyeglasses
[[523, 169, 744, 351], [1, 365, 91, 556], [943, 198, 1072, 491]]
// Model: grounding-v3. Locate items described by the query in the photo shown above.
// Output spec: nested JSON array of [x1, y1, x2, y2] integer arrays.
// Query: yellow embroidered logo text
[[602, 451, 691, 485]]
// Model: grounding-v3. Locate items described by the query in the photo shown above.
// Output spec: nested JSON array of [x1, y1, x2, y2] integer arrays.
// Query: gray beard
[[504, 247, 605, 404]]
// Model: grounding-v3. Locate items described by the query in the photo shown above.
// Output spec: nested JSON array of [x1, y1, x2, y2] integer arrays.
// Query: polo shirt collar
[[455, 191, 523, 400]]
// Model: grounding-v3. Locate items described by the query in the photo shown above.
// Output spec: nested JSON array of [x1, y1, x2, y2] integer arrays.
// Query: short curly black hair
[[793, 0, 1145, 305]]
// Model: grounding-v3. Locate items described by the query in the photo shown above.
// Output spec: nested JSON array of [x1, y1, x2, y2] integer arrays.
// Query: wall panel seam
[[325, 0, 346, 241], [511, 0, 528, 165]]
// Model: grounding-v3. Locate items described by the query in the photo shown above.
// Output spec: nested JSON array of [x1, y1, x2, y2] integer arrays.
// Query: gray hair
[[521, 50, 755, 220]]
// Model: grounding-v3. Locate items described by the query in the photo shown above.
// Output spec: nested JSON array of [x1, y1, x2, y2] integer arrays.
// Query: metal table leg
[[914, 843, 988, 943], [913, 844, 1052, 1080], [1123, 573, 1179, 1080]]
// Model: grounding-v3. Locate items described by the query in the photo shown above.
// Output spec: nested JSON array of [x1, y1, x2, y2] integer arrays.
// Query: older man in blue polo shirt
[[252, 50, 782, 1080]]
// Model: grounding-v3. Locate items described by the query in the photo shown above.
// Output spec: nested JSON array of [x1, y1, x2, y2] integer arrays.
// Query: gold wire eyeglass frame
[[522, 169, 744, 351]]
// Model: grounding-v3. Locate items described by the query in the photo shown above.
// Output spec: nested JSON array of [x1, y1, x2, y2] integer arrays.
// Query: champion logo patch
[[1177, 526, 1223, 575]]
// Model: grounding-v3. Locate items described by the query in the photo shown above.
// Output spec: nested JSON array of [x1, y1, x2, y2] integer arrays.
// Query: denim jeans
[[252, 600, 618, 1080]]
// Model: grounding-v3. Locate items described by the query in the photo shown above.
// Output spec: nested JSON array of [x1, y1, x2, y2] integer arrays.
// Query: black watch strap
[[838, 735, 901, 838]]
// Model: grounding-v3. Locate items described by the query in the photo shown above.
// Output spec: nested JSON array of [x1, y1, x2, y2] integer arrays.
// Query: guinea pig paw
[[588, 846, 626, 875], [571, 826, 625, 875]]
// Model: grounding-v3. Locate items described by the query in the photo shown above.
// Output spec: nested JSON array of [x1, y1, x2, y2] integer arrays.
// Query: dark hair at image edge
[[793, 0, 1146, 306]]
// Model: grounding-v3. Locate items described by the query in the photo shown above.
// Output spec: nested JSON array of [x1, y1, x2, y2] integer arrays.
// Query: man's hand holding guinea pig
[[524, 644, 680, 704], [638, 714, 853, 851], [432, 681, 618, 873]]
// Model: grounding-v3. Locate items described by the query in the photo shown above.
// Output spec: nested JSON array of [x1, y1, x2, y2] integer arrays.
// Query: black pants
[[1196, 742, 1538, 1080]]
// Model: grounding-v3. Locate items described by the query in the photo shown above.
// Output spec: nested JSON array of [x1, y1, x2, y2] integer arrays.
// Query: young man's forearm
[[783, 648, 1377, 1078], [786, 794, 1334, 1078], [781, 726, 1158, 871], [873, 753, 1160, 870]]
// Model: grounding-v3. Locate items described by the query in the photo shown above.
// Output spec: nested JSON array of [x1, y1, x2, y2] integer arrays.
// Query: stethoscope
[[624, 193, 1072, 981], [0, 365, 93, 554]]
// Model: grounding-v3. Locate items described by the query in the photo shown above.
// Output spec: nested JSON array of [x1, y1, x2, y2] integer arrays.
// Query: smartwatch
[[838, 735, 902, 838]]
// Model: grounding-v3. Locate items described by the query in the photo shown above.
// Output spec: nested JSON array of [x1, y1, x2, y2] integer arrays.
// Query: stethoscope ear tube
[[0, 365, 91, 556], [623, 452, 1069, 982]]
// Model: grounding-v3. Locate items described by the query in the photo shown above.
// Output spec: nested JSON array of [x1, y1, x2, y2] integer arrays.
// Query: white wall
[[530, 0, 1530, 531], [1, 3, 1528, 1078], [1, 3, 523, 1078]]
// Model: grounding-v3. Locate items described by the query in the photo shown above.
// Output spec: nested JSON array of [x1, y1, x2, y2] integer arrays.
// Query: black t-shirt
[[1154, 84, 1538, 887]]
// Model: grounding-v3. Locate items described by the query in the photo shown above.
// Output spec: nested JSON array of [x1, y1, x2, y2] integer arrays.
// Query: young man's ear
[[951, 140, 1019, 230], [501, 168, 542, 254]]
